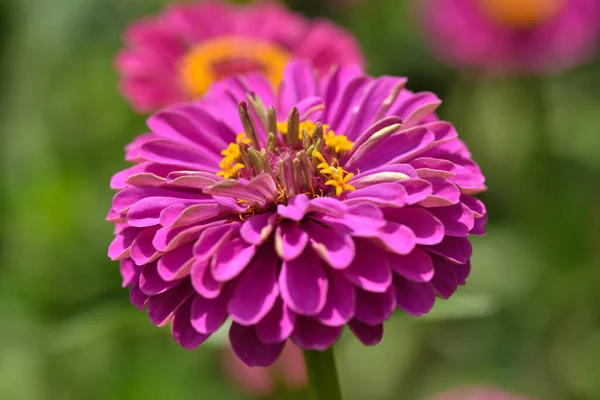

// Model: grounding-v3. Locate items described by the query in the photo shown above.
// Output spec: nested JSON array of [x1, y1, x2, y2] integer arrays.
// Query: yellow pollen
[[278, 121, 354, 154], [324, 131, 353, 155], [217, 133, 252, 179], [313, 150, 356, 197], [180, 36, 291, 97], [477, 0, 563, 28]]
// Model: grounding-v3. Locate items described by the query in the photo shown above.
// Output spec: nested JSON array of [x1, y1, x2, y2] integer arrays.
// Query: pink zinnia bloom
[[428, 385, 533, 400], [107, 61, 487, 367], [420, 0, 600, 73], [116, 1, 364, 112], [221, 341, 307, 397]]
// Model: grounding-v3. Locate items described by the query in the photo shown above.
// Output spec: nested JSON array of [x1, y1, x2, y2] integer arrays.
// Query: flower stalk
[[304, 348, 343, 400]]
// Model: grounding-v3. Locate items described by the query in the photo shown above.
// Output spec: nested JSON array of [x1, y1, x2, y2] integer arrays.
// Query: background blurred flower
[[427, 385, 533, 400], [221, 341, 307, 398], [420, 0, 600, 74], [116, 0, 364, 113], [107, 60, 486, 367]]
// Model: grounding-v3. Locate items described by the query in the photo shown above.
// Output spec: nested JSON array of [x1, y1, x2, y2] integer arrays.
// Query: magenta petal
[[471, 215, 487, 235], [454, 261, 471, 285], [229, 323, 285, 367], [129, 276, 147, 310], [430, 256, 459, 299], [228, 247, 279, 325], [387, 248, 435, 283], [277, 194, 310, 221], [425, 236, 473, 264], [386, 208, 444, 246], [256, 298, 296, 344], [398, 179, 433, 205], [172, 298, 210, 350], [394, 277, 436, 317], [130, 226, 161, 265], [279, 249, 328, 316], [354, 287, 396, 326], [240, 212, 277, 245], [190, 259, 222, 299], [317, 270, 355, 327], [108, 227, 140, 260], [349, 320, 384, 346], [120, 258, 139, 287], [321, 203, 386, 237], [190, 291, 230, 334], [292, 317, 342, 351], [303, 220, 355, 269], [377, 221, 416, 255], [127, 197, 183, 227], [275, 220, 309, 261], [139, 139, 218, 171], [147, 280, 194, 326], [419, 177, 461, 207], [211, 238, 257, 282], [193, 222, 240, 262], [343, 240, 391, 293], [307, 197, 347, 217], [345, 182, 407, 207], [428, 203, 475, 237], [139, 262, 180, 295], [156, 243, 193, 281]]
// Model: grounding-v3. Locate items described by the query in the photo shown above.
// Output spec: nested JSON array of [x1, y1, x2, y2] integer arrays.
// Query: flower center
[[477, 0, 563, 28], [217, 103, 356, 202], [180, 37, 291, 97]]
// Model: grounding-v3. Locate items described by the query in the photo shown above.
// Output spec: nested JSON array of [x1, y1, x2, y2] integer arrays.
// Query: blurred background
[[1, 0, 600, 399]]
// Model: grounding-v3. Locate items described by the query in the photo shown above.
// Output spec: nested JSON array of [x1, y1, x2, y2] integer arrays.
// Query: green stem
[[304, 348, 343, 400]]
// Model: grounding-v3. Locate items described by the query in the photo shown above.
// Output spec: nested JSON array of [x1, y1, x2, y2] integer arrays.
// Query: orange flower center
[[180, 37, 291, 97], [477, 0, 563, 28]]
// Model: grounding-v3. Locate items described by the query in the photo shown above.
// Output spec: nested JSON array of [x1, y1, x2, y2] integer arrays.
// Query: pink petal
[[228, 247, 279, 325], [147, 280, 194, 326], [171, 298, 210, 350], [394, 277, 436, 317], [428, 203, 475, 237], [354, 287, 396, 326], [275, 220, 309, 261], [304, 220, 355, 269], [419, 177, 461, 207], [211, 238, 257, 282], [425, 236, 473, 264], [377, 221, 416, 255], [343, 240, 392, 293], [279, 249, 328, 316], [385, 208, 444, 246], [240, 212, 277, 245], [156, 243, 193, 281], [190, 259, 222, 299], [190, 290, 230, 334], [277, 194, 310, 222], [229, 323, 285, 367], [387, 248, 435, 283], [317, 270, 355, 327], [349, 320, 384, 346], [193, 222, 240, 261], [256, 298, 296, 344], [291, 317, 342, 351]]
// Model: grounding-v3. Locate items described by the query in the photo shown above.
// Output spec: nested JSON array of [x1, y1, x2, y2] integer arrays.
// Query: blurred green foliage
[[1, 0, 599, 399]]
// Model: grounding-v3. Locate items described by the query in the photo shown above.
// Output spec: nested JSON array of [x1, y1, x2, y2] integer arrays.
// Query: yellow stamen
[[477, 0, 563, 28], [324, 131, 354, 155], [217, 133, 251, 179], [180, 37, 290, 97], [279, 122, 354, 154], [313, 153, 355, 197]]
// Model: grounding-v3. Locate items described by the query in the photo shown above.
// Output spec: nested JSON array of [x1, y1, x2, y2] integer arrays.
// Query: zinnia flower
[[420, 0, 600, 73], [428, 385, 533, 400], [107, 61, 487, 367], [116, 0, 364, 112], [221, 341, 307, 397]]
